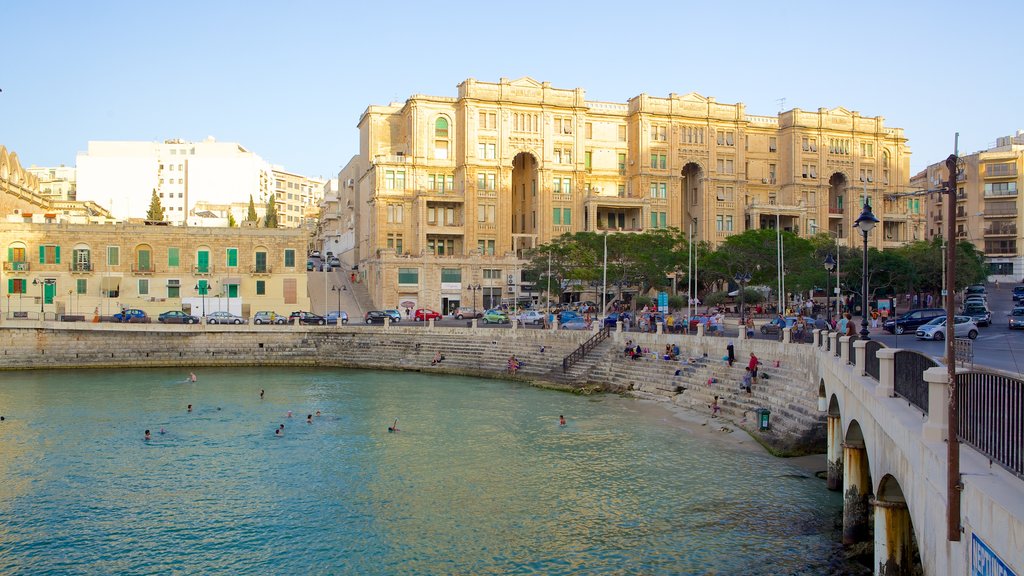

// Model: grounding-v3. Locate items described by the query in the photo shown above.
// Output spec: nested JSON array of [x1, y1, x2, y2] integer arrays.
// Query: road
[[870, 283, 1024, 375]]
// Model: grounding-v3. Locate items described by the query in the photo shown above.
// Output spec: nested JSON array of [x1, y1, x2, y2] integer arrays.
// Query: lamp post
[[824, 253, 836, 328], [331, 285, 342, 315], [32, 278, 54, 315], [733, 271, 751, 324], [194, 282, 207, 318], [470, 284, 482, 317], [854, 202, 879, 340]]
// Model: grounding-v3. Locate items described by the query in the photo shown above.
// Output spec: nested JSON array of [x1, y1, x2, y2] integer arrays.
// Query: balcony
[[131, 264, 156, 276], [984, 241, 1017, 256], [983, 207, 1018, 217], [250, 265, 273, 276], [984, 164, 1017, 179], [984, 224, 1017, 236], [3, 261, 30, 272], [193, 265, 214, 276], [828, 207, 844, 217], [70, 262, 93, 274]]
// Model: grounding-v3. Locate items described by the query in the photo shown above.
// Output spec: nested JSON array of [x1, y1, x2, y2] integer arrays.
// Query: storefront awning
[[100, 277, 121, 290]]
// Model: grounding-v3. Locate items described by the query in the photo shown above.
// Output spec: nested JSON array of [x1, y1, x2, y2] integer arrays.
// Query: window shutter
[[7, 248, 12, 261], [55, 246, 61, 264], [7, 279, 12, 293], [39, 245, 45, 263]]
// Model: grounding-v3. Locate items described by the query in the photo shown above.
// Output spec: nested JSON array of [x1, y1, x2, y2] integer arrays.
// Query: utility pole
[[944, 142, 961, 542]]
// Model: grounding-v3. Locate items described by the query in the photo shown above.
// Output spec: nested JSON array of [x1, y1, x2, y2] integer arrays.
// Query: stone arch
[[817, 379, 827, 412], [134, 243, 154, 273], [511, 151, 539, 238], [432, 114, 452, 160], [874, 474, 922, 575], [680, 161, 705, 230], [843, 419, 873, 545]]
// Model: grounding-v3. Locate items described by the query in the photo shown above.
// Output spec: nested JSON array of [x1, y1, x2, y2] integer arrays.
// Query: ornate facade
[[337, 77, 913, 312]]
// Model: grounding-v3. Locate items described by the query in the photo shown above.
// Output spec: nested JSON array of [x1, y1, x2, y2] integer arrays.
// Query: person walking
[[747, 353, 759, 386], [726, 340, 735, 367]]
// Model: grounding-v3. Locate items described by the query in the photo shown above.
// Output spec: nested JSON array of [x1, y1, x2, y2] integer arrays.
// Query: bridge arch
[[874, 474, 922, 575], [842, 419, 872, 545]]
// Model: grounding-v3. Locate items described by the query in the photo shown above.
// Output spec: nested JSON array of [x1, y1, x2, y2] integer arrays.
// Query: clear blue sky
[[3, 0, 1021, 181]]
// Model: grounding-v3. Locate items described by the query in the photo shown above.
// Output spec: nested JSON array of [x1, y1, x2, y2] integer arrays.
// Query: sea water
[[0, 367, 842, 575]]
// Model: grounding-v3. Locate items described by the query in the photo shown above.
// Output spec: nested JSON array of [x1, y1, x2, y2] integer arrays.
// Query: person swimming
[[189, 372, 197, 382], [559, 415, 566, 427], [307, 414, 313, 424], [275, 428, 282, 436], [287, 411, 293, 418], [260, 388, 265, 400], [144, 429, 151, 440], [187, 404, 192, 413], [315, 410, 321, 417], [388, 418, 400, 433], [159, 428, 166, 435]]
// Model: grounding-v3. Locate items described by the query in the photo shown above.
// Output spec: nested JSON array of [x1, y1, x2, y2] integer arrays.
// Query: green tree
[[227, 212, 237, 227], [246, 195, 259, 222], [145, 189, 164, 221], [264, 196, 278, 228]]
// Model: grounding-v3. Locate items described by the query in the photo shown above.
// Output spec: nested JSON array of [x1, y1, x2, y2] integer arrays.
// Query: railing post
[[853, 340, 867, 377], [875, 348, 896, 398], [922, 366, 949, 443], [839, 335, 851, 364], [616, 320, 622, 333], [781, 326, 792, 343], [656, 322, 663, 335], [696, 323, 705, 337], [471, 318, 478, 329], [831, 331, 840, 356], [427, 318, 434, 330], [738, 322, 749, 341]]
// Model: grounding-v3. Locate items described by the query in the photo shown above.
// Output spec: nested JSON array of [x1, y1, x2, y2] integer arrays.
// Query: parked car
[[310, 250, 321, 259], [1012, 286, 1024, 302], [558, 310, 582, 324], [328, 257, 341, 267], [482, 309, 509, 324], [451, 307, 481, 320], [961, 303, 991, 327], [560, 317, 589, 330], [158, 310, 199, 324], [602, 312, 631, 328], [517, 310, 545, 325], [965, 284, 986, 296], [882, 308, 946, 335], [760, 316, 798, 335], [1009, 307, 1024, 329], [915, 315, 978, 341], [414, 308, 442, 322], [289, 311, 327, 325], [325, 311, 348, 325], [383, 309, 402, 322], [114, 308, 148, 323], [963, 294, 987, 306], [364, 310, 388, 324], [253, 311, 287, 325], [206, 311, 246, 324], [306, 259, 315, 271]]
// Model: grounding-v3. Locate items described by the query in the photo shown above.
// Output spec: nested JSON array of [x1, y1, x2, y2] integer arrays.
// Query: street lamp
[[854, 202, 879, 340], [331, 285, 343, 315], [470, 284, 482, 317], [824, 253, 836, 328], [32, 278, 54, 315], [194, 282, 207, 318], [733, 271, 751, 324]]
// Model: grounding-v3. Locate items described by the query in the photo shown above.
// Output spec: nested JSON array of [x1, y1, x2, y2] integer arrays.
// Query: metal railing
[[562, 326, 611, 373], [957, 371, 1023, 478], [847, 336, 858, 365], [864, 340, 884, 380], [893, 350, 937, 414]]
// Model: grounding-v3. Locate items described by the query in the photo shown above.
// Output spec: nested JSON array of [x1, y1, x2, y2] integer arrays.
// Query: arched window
[[435, 117, 449, 138]]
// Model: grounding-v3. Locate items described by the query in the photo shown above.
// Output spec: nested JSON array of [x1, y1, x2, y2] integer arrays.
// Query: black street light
[[469, 284, 482, 317], [194, 282, 207, 318], [331, 285, 343, 315], [824, 253, 836, 328], [32, 278, 54, 315], [733, 271, 751, 324], [854, 202, 879, 340]]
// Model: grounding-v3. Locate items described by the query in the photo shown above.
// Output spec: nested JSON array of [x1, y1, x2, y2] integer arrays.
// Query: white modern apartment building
[[76, 137, 275, 225], [27, 165, 77, 201]]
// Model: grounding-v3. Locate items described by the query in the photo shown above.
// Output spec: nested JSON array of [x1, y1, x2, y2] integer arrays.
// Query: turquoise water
[[0, 368, 842, 575]]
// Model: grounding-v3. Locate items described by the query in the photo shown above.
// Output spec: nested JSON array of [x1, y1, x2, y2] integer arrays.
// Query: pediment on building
[[828, 106, 854, 116], [678, 92, 709, 103], [509, 77, 543, 88]]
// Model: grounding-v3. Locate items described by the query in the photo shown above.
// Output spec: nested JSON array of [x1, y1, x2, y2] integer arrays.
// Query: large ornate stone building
[[915, 131, 1024, 282], [337, 77, 914, 312]]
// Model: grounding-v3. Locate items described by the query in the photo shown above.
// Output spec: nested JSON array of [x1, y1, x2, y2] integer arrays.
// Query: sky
[[2, 0, 1022, 181]]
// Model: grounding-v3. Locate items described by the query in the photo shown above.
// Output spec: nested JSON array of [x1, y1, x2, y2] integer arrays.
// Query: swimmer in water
[[189, 372, 196, 382], [287, 411, 293, 418], [388, 418, 400, 433], [559, 415, 566, 427], [307, 414, 313, 424], [187, 404, 192, 413], [315, 410, 321, 417], [159, 428, 166, 435], [275, 428, 282, 436], [260, 388, 265, 400], [144, 429, 151, 440]]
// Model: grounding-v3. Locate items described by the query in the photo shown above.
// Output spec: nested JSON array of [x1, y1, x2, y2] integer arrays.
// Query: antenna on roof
[[776, 98, 786, 112]]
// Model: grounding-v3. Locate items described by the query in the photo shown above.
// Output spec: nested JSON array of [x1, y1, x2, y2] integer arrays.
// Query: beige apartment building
[[338, 76, 913, 312], [916, 131, 1024, 281], [271, 168, 324, 229]]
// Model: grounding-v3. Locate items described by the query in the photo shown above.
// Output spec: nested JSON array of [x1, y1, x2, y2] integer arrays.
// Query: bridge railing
[[562, 326, 611, 373], [893, 350, 937, 414], [847, 336, 858, 365], [864, 340, 884, 381], [957, 370, 1023, 479]]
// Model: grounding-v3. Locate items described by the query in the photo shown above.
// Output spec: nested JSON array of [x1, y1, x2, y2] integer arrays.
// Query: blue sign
[[972, 534, 1017, 576], [657, 292, 668, 313]]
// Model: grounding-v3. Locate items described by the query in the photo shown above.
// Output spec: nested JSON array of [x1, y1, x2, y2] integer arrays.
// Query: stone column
[[922, 366, 949, 443], [826, 414, 843, 491], [384, 317, 390, 328], [782, 326, 792, 343], [471, 318, 478, 329], [875, 348, 896, 398], [853, 339, 867, 376], [839, 336, 851, 364], [738, 322, 749, 341], [831, 331, 840, 356], [616, 320, 623, 333], [427, 318, 434, 329], [656, 322, 663, 335], [872, 496, 912, 576], [842, 440, 871, 545], [696, 323, 705, 337]]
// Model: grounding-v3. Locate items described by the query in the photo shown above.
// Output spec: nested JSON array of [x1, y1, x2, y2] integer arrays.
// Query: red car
[[414, 308, 442, 321]]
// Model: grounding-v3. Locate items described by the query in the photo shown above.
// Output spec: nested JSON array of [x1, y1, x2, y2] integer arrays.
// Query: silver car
[[206, 311, 247, 324], [915, 315, 978, 341]]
